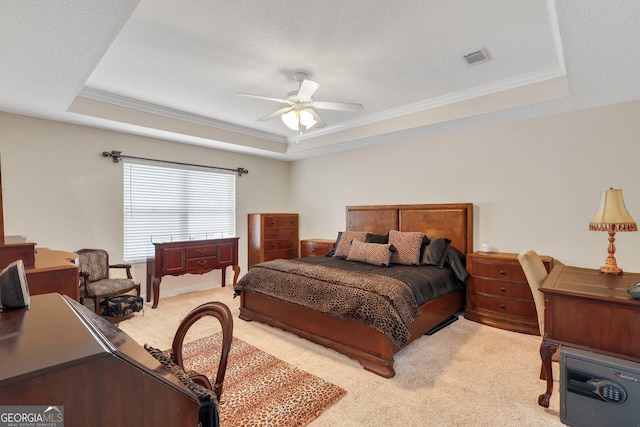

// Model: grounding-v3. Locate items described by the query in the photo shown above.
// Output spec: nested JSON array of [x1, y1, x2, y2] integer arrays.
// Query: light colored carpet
[[119, 286, 563, 426]]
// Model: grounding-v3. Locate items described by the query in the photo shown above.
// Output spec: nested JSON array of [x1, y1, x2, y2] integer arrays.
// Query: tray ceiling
[[1, 1, 639, 160]]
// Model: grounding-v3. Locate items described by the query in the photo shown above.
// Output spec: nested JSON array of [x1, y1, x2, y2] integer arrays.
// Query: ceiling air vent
[[463, 48, 489, 66]]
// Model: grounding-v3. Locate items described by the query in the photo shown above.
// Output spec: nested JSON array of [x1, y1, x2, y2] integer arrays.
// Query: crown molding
[[77, 86, 285, 143], [291, 65, 567, 143]]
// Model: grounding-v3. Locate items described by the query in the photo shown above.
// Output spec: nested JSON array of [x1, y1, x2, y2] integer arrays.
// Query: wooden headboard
[[346, 203, 474, 254]]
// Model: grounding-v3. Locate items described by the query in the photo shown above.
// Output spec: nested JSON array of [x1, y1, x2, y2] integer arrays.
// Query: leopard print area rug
[[179, 332, 347, 426]]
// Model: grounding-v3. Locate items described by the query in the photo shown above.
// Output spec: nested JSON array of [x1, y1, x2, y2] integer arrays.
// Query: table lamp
[[589, 188, 637, 274]]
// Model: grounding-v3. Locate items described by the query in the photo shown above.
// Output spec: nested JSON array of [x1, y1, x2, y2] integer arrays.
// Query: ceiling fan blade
[[258, 106, 294, 122], [297, 79, 320, 99], [307, 108, 326, 128], [312, 101, 363, 112], [237, 93, 293, 105]]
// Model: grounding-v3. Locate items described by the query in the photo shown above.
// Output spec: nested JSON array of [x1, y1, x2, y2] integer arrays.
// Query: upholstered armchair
[[75, 248, 141, 314]]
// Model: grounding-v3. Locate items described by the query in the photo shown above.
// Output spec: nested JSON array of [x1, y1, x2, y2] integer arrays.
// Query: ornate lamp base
[[599, 263, 623, 274], [600, 231, 623, 274]]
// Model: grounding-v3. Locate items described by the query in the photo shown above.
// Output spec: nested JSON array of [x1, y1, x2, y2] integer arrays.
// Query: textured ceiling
[[1, 1, 639, 160]]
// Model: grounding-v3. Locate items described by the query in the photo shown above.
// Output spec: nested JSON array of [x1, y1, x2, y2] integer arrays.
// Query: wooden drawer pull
[[500, 287, 506, 292], [197, 260, 208, 266], [499, 270, 506, 275], [197, 248, 208, 254], [500, 304, 506, 309]]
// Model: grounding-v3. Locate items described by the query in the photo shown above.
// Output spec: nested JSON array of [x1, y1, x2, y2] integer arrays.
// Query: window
[[123, 159, 236, 263]]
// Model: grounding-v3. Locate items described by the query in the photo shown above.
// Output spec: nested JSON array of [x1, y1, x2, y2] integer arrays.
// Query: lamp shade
[[281, 109, 318, 131], [589, 188, 637, 232]]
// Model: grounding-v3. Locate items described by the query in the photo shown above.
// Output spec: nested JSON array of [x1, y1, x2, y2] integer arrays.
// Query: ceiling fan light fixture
[[281, 110, 300, 130], [281, 109, 317, 131], [299, 109, 317, 129]]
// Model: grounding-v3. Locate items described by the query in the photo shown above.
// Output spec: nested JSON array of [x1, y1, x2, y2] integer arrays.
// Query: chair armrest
[[78, 270, 90, 284], [110, 263, 133, 279], [171, 302, 233, 400]]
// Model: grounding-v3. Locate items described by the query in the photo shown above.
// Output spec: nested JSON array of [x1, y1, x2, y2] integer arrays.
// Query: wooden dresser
[[465, 251, 553, 335], [248, 213, 299, 268], [147, 237, 240, 308], [300, 239, 335, 257], [0, 293, 201, 426]]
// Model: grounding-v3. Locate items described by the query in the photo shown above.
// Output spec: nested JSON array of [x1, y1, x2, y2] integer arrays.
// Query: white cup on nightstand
[[481, 243, 491, 253]]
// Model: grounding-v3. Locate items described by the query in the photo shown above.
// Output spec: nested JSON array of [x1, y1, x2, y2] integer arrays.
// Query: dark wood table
[[538, 265, 640, 407], [146, 237, 240, 308]]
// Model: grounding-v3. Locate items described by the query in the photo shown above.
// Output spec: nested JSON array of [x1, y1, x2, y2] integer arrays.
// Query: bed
[[235, 203, 473, 377]]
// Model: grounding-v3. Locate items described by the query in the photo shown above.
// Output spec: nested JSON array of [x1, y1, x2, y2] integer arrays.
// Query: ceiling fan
[[237, 72, 363, 133]]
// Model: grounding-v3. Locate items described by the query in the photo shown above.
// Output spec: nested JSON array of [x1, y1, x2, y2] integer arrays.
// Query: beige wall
[[3, 99, 640, 299], [0, 112, 292, 297], [290, 100, 640, 272]]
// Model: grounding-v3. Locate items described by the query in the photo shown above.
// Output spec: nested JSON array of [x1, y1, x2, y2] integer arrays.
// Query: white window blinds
[[123, 159, 236, 263]]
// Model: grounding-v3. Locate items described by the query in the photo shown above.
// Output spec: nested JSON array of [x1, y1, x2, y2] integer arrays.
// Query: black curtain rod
[[102, 151, 249, 176]]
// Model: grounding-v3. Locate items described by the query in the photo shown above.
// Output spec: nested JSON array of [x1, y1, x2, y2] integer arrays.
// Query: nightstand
[[464, 251, 553, 335], [300, 239, 335, 257]]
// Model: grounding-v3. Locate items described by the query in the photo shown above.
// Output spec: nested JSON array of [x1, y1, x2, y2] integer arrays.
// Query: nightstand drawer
[[472, 278, 533, 300], [470, 261, 526, 283], [469, 293, 537, 319], [300, 239, 335, 257]]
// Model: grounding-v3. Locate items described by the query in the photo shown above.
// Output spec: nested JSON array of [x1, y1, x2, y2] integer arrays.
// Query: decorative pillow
[[388, 230, 426, 265], [445, 246, 469, 282], [333, 231, 368, 258], [365, 232, 389, 244], [421, 237, 452, 268], [346, 240, 394, 267], [324, 232, 342, 257]]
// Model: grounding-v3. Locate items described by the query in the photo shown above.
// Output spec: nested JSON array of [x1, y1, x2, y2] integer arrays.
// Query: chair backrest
[[76, 249, 109, 282], [518, 250, 548, 336], [171, 301, 233, 401]]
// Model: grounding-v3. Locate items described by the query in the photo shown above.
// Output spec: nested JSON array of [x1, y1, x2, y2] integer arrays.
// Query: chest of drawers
[[464, 251, 553, 335], [248, 213, 299, 268], [300, 239, 335, 257]]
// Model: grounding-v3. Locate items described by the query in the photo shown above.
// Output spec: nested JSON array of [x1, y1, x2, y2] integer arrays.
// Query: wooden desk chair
[[518, 250, 562, 375], [145, 301, 233, 427], [518, 250, 548, 336]]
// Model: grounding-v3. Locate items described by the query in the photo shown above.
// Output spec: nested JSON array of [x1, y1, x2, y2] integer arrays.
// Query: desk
[[147, 237, 240, 308], [26, 248, 80, 301], [0, 293, 201, 426], [538, 265, 640, 407]]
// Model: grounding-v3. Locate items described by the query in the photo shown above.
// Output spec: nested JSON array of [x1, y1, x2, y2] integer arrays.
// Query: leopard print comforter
[[235, 259, 420, 347]]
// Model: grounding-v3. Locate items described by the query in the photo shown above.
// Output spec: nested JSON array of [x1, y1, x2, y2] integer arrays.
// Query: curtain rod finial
[[102, 151, 122, 163], [237, 167, 249, 176]]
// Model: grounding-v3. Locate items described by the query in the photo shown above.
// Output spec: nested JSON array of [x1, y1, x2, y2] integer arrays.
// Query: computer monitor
[[0, 259, 30, 309]]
